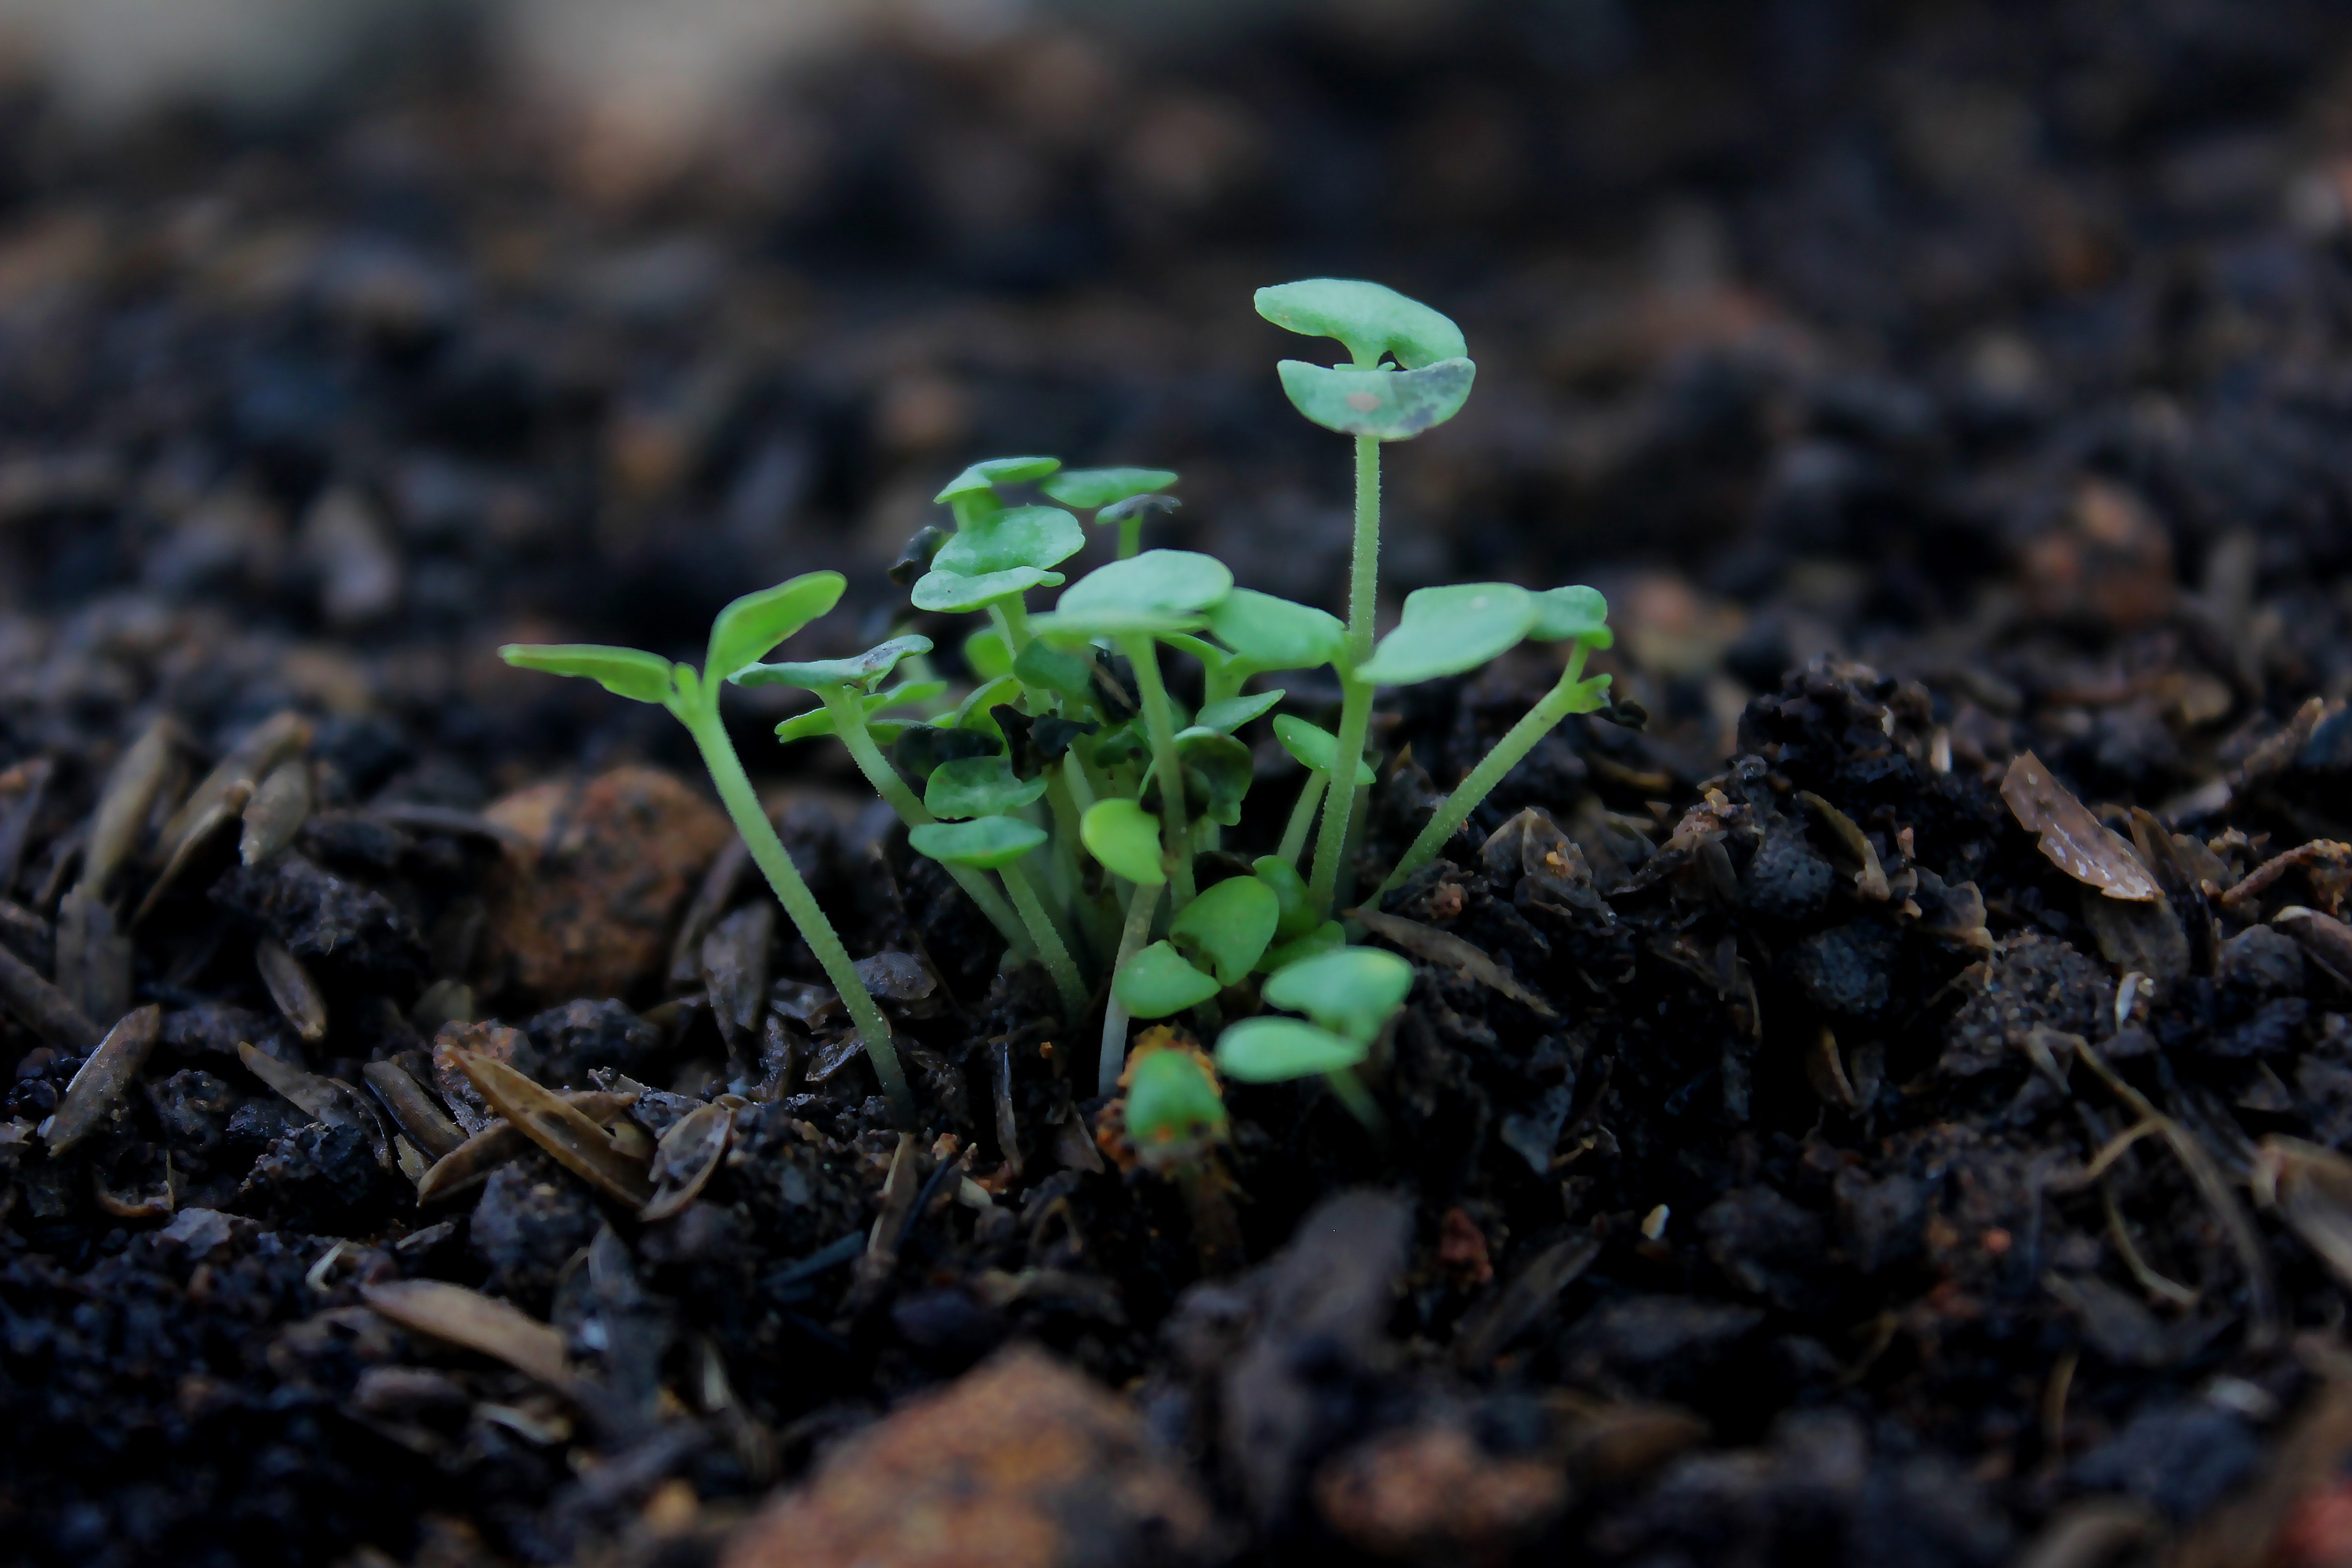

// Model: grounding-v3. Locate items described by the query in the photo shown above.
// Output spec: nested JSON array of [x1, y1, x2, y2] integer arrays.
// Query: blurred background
[[4, 0, 2352, 799]]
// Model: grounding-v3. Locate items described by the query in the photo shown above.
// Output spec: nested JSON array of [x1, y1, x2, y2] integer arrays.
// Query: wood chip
[[414, 1088, 637, 1203], [360, 1279, 577, 1393], [240, 759, 314, 865], [362, 1059, 465, 1162], [2219, 839, 2352, 910], [256, 936, 328, 1043], [81, 715, 180, 899], [456, 1051, 654, 1207], [2000, 751, 2159, 901], [0, 756, 54, 893], [641, 1102, 733, 1222], [134, 777, 252, 924], [156, 710, 309, 868], [669, 838, 750, 988], [2079, 886, 2189, 986], [701, 902, 774, 1056], [2253, 1137, 2352, 1292], [1452, 1234, 1601, 1372], [0, 939, 99, 1049], [236, 1041, 395, 1169], [1793, 791, 1889, 901], [1349, 908, 1556, 1016], [41, 1003, 160, 1156], [2274, 906, 2352, 988], [52, 886, 130, 1030]]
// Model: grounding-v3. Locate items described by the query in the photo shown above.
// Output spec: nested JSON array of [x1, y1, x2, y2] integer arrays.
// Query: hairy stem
[[681, 694, 913, 1126], [1374, 643, 1602, 900], [1308, 675, 1372, 914], [998, 858, 1088, 1022], [1120, 632, 1196, 911], [1278, 771, 1327, 868], [1347, 433, 1380, 662], [1098, 879, 1162, 1097], [819, 689, 1033, 959]]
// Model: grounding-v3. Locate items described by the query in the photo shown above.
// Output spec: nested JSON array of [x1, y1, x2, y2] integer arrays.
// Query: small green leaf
[[933, 505, 1086, 576], [1275, 360, 1476, 441], [733, 634, 935, 693], [924, 756, 1049, 820], [1529, 585, 1612, 645], [1355, 582, 1537, 686], [1123, 1048, 1227, 1148], [1173, 730, 1253, 827], [1039, 467, 1177, 510], [1013, 640, 1097, 706], [500, 644, 676, 706], [1205, 588, 1347, 673], [776, 706, 841, 743], [1033, 550, 1234, 642], [964, 627, 1014, 682], [1252, 856, 1318, 942], [1113, 941, 1221, 1018], [1562, 673, 1613, 714], [894, 725, 1000, 781], [1169, 875, 1279, 985], [947, 674, 1024, 737], [1260, 920, 1344, 973], [1194, 691, 1284, 734], [774, 686, 924, 744], [1271, 715, 1375, 786], [908, 816, 1047, 871], [1254, 279, 1467, 368], [936, 456, 1060, 504], [875, 678, 948, 710], [1215, 1016, 1367, 1082], [911, 565, 1064, 614], [1082, 799, 1166, 885], [706, 572, 847, 681], [1264, 946, 1415, 1041]]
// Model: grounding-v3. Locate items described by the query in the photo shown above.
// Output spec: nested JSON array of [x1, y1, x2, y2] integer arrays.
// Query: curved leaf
[[936, 456, 1060, 504], [1215, 1016, 1367, 1082], [500, 644, 675, 706], [1170, 874, 1279, 985], [933, 505, 1086, 576], [925, 755, 1049, 820], [1205, 588, 1347, 673], [1355, 582, 1536, 686], [734, 634, 935, 693], [911, 565, 1063, 614], [707, 572, 847, 681], [1174, 730, 1253, 827], [1276, 359, 1475, 441], [1254, 279, 1467, 368], [947, 673, 1024, 737], [1113, 942, 1221, 1019], [1252, 856, 1318, 942], [1082, 798, 1166, 886], [1012, 640, 1097, 707], [776, 685, 936, 744], [1193, 691, 1284, 734], [1039, 467, 1177, 510], [1123, 1047, 1227, 1148], [1271, 715, 1375, 786], [1530, 584, 1612, 645], [1045, 550, 1233, 639], [908, 816, 1046, 871], [1264, 946, 1415, 1040]]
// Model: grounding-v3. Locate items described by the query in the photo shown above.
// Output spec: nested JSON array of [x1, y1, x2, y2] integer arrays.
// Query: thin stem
[[1375, 644, 1599, 900], [1119, 633, 1196, 911], [681, 695, 913, 1126], [1118, 514, 1142, 559], [820, 689, 1033, 959], [1322, 1066, 1387, 1142], [1278, 771, 1327, 868], [1098, 880, 1162, 1097], [998, 858, 1088, 1022], [1347, 433, 1380, 662], [999, 596, 1035, 656], [1308, 674, 1372, 914]]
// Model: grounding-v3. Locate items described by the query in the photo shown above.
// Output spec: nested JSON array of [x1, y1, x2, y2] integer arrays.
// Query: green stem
[[1278, 771, 1326, 868], [1118, 514, 1142, 559], [1098, 880, 1162, 1097], [999, 597, 1035, 656], [1322, 1066, 1387, 1142], [681, 692, 913, 1126], [1308, 674, 1372, 914], [1374, 644, 1600, 900], [998, 858, 1088, 1022], [1119, 632, 1196, 911], [1347, 433, 1380, 662], [820, 689, 1033, 959]]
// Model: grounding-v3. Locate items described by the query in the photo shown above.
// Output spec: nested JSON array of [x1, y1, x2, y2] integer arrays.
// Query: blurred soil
[[15, 2, 2352, 1565]]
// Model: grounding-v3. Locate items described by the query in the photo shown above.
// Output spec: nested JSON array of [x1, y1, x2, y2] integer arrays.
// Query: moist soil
[[11, 2, 2352, 1565]]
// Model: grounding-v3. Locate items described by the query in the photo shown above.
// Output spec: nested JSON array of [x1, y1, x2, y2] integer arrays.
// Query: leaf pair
[[1354, 582, 1612, 686], [912, 505, 1088, 613], [1028, 549, 1234, 642], [503, 571, 851, 707], [1257, 279, 1475, 441], [1215, 946, 1414, 1083]]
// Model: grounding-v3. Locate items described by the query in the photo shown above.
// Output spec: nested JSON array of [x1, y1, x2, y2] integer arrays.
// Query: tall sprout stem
[[997, 859, 1088, 1021], [1278, 771, 1326, 867], [1119, 633, 1196, 911], [682, 697, 914, 1126], [1374, 644, 1601, 901], [1098, 879, 1162, 1096], [1311, 432, 1382, 915], [1117, 515, 1143, 559], [819, 689, 1034, 959]]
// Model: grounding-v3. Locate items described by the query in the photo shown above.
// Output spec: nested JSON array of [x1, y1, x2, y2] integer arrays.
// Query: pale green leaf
[[963, 627, 1014, 682], [1215, 1016, 1367, 1082], [733, 634, 933, 693], [910, 565, 1063, 614], [1529, 584, 1611, 644], [924, 755, 1048, 820], [500, 643, 675, 706], [1082, 798, 1165, 885], [1042, 549, 1232, 641], [1173, 729, 1253, 826], [908, 816, 1046, 870], [1169, 874, 1279, 985], [936, 456, 1059, 504], [1271, 714, 1375, 786], [1254, 279, 1467, 367], [1123, 1048, 1227, 1147], [1252, 856, 1318, 942], [1113, 941, 1221, 1019], [1193, 691, 1284, 734], [933, 505, 1085, 576], [1264, 946, 1415, 1041], [1039, 467, 1177, 510], [1204, 588, 1347, 673], [706, 572, 847, 681], [1355, 582, 1536, 686], [1275, 359, 1476, 441]]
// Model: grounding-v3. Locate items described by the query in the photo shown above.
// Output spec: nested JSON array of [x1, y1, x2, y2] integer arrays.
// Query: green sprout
[[1039, 467, 1179, 559], [1215, 946, 1414, 1136], [501, 573, 916, 1127]]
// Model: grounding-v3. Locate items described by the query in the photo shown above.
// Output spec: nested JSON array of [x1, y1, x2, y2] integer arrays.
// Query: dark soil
[[10, 2, 2352, 1564]]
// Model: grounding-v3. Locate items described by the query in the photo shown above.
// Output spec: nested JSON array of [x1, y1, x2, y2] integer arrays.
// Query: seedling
[[495, 280, 1612, 1149], [1114, 1030, 1241, 1271], [1215, 946, 1414, 1135], [501, 574, 916, 1127]]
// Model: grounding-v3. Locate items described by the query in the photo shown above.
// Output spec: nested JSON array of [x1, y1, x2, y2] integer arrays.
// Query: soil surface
[[12, 2, 2352, 1565]]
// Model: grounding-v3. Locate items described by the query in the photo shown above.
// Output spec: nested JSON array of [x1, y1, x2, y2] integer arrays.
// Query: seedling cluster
[[503, 279, 1614, 1135]]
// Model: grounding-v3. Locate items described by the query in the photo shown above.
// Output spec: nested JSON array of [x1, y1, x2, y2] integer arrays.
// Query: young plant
[[1113, 1029, 1240, 1270], [1215, 946, 1415, 1136], [1039, 467, 1179, 559], [501, 575, 916, 1127]]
